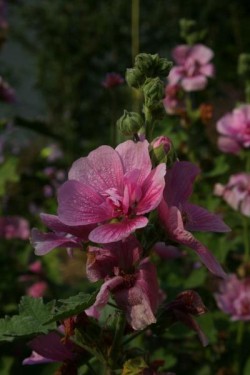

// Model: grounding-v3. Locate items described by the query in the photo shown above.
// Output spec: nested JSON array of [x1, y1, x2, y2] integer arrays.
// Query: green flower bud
[[125, 67, 144, 88], [135, 53, 154, 72], [143, 77, 164, 109], [238, 54, 250, 79], [117, 110, 144, 136]]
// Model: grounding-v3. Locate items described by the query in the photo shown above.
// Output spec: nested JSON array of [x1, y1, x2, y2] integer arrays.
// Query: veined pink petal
[[91, 276, 124, 312], [86, 246, 118, 282], [167, 207, 226, 278], [89, 217, 148, 243], [116, 140, 151, 185], [68, 145, 124, 193], [31, 228, 81, 256], [58, 180, 112, 225], [183, 203, 230, 232], [182, 75, 207, 91], [164, 161, 200, 206], [136, 163, 166, 215], [40, 213, 94, 240]]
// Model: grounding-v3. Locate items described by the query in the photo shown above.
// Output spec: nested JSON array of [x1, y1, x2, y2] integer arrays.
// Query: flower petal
[[136, 163, 166, 215], [182, 75, 207, 91], [69, 145, 124, 193], [58, 180, 112, 225], [183, 203, 230, 232], [89, 217, 148, 243]]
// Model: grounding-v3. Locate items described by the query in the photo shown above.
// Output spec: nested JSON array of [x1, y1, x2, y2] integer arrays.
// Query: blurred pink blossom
[[217, 105, 250, 154], [215, 274, 250, 321], [102, 72, 124, 89], [27, 281, 48, 298], [214, 173, 250, 217], [168, 44, 214, 92], [163, 83, 184, 114], [0, 216, 30, 239], [158, 161, 230, 278], [57, 140, 166, 243]]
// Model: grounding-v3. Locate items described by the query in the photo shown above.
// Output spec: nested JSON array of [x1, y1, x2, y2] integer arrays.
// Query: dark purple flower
[[102, 72, 124, 89], [158, 161, 230, 278]]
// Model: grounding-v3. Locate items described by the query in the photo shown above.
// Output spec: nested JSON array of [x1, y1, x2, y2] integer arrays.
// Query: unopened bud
[[125, 67, 144, 88], [117, 110, 144, 136], [150, 135, 176, 166], [143, 77, 164, 109]]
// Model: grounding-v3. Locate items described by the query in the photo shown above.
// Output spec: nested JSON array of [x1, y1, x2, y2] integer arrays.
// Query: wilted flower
[[168, 44, 214, 91], [158, 161, 230, 278], [86, 236, 159, 330], [214, 173, 250, 217], [102, 72, 124, 89], [0, 216, 30, 240], [217, 105, 250, 154], [215, 274, 250, 321], [57, 140, 166, 243], [164, 290, 208, 346]]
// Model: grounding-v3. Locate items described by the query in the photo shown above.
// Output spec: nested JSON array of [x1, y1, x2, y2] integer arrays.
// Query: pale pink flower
[[27, 281, 48, 298], [163, 83, 184, 114], [158, 161, 230, 278], [0, 216, 30, 239], [57, 140, 166, 243], [168, 44, 214, 92], [215, 274, 250, 321], [217, 105, 250, 154], [214, 173, 250, 217], [86, 236, 159, 330]]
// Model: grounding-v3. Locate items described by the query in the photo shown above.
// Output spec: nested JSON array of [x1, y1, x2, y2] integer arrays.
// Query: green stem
[[131, 0, 140, 63], [246, 150, 250, 172], [245, 81, 250, 104], [123, 326, 147, 346], [243, 216, 250, 262], [144, 106, 153, 141], [109, 312, 126, 364]]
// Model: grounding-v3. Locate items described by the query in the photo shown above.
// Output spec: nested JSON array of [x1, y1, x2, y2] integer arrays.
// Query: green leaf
[[243, 358, 250, 375], [122, 357, 148, 375], [0, 297, 56, 341], [48, 291, 98, 322], [0, 157, 19, 196], [184, 268, 206, 288]]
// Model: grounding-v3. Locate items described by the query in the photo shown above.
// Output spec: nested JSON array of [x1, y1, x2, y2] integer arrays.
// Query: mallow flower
[[217, 105, 250, 154], [215, 274, 250, 321], [168, 44, 214, 91], [57, 140, 166, 243], [158, 161, 230, 278], [86, 236, 159, 330], [214, 173, 250, 217]]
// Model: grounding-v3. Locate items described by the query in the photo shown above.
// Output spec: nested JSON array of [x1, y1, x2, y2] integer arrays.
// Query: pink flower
[[168, 44, 214, 92], [27, 281, 48, 298], [158, 161, 230, 278], [102, 72, 124, 89], [163, 83, 184, 114], [214, 173, 250, 217], [215, 274, 250, 321], [151, 136, 172, 155], [31, 213, 94, 255], [57, 140, 166, 243], [86, 236, 159, 330], [0, 216, 30, 239], [217, 105, 250, 154]]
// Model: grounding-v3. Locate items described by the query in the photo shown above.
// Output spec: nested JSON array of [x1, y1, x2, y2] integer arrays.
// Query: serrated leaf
[[48, 291, 98, 322], [0, 297, 56, 341], [122, 357, 148, 375]]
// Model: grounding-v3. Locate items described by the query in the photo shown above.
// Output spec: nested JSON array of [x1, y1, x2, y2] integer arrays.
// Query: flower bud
[[238, 53, 250, 79], [117, 110, 144, 136], [125, 67, 144, 88], [143, 77, 164, 109], [150, 136, 176, 166]]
